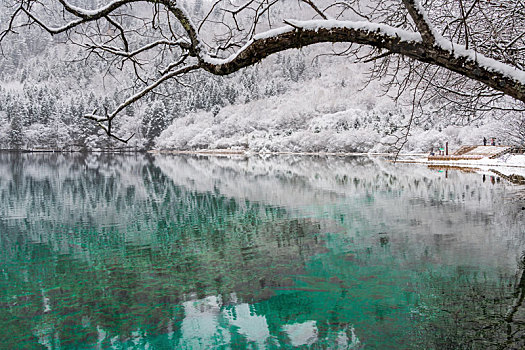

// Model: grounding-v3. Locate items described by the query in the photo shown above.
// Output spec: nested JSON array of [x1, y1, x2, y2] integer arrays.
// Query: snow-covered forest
[[1, 0, 524, 152]]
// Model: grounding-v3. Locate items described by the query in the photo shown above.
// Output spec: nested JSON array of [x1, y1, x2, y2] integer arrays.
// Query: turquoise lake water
[[1, 153, 525, 349]]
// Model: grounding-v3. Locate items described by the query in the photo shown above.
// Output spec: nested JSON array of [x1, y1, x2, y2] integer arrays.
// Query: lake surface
[[1, 153, 525, 349]]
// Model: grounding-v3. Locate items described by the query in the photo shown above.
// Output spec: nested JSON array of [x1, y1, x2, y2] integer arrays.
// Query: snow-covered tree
[[499, 115, 525, 146], [142, 100, 168, 148], [8, 110, 24, 149]]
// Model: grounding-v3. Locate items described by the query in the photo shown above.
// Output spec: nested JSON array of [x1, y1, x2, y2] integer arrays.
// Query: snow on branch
[[401, 0, 436, 45], [200, 19, 422, 71], [85, 64, 200, 142], [20, 8, 86, 35], [199, 18, 525, 100], [19, 0, 141, 35], [56, 0, 139, 18], [85, 39, 192, 59]]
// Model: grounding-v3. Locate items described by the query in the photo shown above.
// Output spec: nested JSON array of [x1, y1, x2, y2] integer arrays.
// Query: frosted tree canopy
[[1, 0, 524, 141]]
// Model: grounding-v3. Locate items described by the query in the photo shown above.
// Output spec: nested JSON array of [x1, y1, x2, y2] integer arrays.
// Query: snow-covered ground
[[399, 154, 525, 173]]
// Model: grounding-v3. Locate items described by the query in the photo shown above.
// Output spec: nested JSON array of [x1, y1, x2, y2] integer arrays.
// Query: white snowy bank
[[399, 154, 525, 174]]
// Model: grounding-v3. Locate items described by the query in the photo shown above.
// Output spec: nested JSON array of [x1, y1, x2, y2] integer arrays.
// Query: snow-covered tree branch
[[1, 0, 524, 142]]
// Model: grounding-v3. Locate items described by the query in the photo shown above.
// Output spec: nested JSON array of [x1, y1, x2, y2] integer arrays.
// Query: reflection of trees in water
[[156, 155, 525, 271], [293, 231, 521, 349], [0, 153, 328, 347], [410, 267, 515, 349], [501, 254, 525, 349], [1, 153, 525, 348]]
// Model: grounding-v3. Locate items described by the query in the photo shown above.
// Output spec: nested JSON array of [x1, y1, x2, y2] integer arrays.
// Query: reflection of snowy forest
[[2, 153, 525, 347], [2, 153, 523, 268], [1, 1, 522, 152]]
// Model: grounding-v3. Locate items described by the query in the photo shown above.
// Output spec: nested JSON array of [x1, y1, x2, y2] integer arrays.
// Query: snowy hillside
[[156, 58, 502, 153]]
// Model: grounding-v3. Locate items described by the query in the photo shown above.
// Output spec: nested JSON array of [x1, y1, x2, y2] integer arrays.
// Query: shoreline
[[4, 149, 525, 172], [2, 148, 423, 157], [148, 149, 429, 157], [147, 149, 525, 173]]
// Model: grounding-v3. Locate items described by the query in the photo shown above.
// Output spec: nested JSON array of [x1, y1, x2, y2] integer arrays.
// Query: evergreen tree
[[8, 112, 24, 149], [142, 100, 167, 148]]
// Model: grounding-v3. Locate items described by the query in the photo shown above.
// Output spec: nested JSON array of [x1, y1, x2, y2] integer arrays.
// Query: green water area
[[1, 153, 525, 349]]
